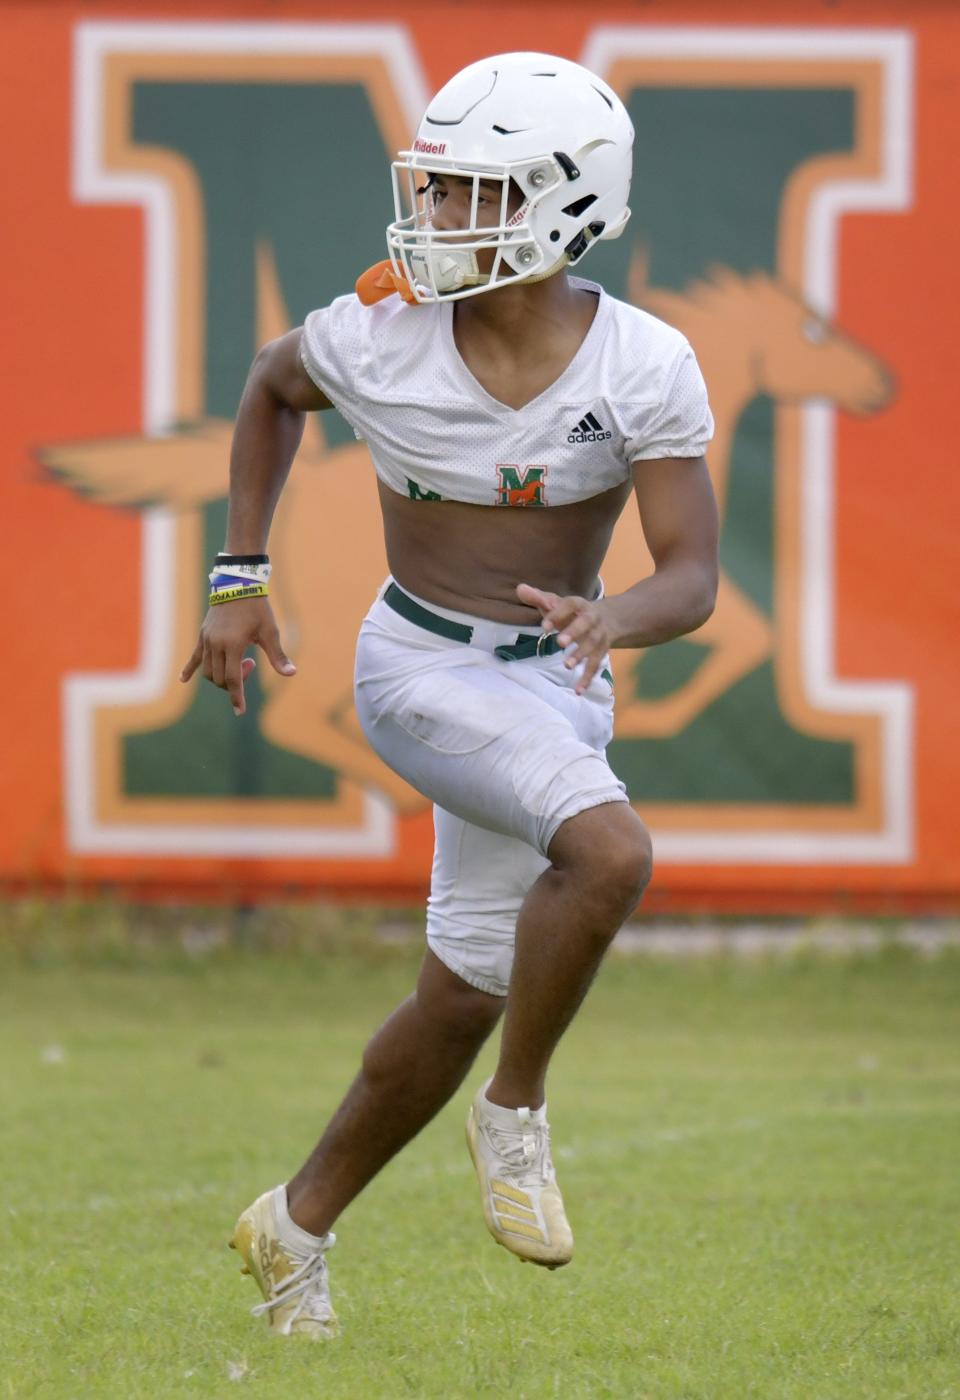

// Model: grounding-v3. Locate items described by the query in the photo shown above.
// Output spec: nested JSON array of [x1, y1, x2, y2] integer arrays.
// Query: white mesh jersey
[[299, 276, 712, 508]]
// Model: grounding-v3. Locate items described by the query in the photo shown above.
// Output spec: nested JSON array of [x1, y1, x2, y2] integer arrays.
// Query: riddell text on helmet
[[414, 139, 448, 155]]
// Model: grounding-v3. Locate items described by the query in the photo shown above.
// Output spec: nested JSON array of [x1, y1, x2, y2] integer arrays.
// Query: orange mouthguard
[[355, 260, 418, 306]]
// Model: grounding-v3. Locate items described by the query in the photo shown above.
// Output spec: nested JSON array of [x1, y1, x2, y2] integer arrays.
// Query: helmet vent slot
[[592, 86, 614, 111], [562, 193, 598, 219]]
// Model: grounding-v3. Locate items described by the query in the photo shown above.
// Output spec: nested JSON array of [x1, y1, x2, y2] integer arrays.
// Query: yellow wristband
[[208, 583, 269, 606]]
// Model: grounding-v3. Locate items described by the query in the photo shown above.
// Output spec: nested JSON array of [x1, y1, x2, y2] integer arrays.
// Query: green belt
[[383, 582, 562, 661]]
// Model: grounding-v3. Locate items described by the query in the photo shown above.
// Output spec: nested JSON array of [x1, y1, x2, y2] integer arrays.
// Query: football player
[[182, 50, 718, 1337]]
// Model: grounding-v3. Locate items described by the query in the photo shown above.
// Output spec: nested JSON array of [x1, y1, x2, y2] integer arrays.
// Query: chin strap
[[355, 260, 419, 306], [355, 251, 569, 306], [456, 254, 568, 291], [519, 254, 569, 285]]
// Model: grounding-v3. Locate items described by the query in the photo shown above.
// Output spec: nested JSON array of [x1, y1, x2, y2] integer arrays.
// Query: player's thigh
[[355, 642, 626, 853], [426, 804, 549, 998]]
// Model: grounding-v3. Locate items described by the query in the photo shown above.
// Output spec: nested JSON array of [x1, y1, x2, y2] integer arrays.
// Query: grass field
[[2, 903, 959, 1399]]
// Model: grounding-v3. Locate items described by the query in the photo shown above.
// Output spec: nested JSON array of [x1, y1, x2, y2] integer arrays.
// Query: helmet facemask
[[388, 156, 570, 302]]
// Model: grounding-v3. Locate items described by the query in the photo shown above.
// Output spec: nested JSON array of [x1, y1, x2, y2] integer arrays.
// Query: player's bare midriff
[[378, 475, 634, 625]]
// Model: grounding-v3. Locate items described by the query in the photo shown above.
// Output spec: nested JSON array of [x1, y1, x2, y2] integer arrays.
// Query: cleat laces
[[484, 1108, 553, 1187], [250, 1233, 336, 1330]]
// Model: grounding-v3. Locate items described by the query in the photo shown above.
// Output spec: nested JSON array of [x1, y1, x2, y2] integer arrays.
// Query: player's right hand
[[179, 597, 296, 716]]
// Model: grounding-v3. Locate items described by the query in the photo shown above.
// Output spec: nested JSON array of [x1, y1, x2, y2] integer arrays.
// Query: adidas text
[[568, 428, 612, 443]]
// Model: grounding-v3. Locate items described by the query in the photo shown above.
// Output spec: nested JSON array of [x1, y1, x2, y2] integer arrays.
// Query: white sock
[[482, 1082, 547, 1127], [272, 1184, 329, 1252]]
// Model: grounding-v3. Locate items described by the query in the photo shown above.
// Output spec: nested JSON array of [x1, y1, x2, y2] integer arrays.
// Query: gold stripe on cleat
[[495, 1199, 539, 1224], [495, 1217, 547, 1244], [490, 1180, 532, 1208]]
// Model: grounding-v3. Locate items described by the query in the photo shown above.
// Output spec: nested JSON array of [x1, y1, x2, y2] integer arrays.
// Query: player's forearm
[[600, 560, 717, 649], [223, 362, 306, 554]]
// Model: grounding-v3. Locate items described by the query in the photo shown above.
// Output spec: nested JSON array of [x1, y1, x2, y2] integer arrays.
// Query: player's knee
[[555, 804, 653, 913], [596, 820, 653, 911]]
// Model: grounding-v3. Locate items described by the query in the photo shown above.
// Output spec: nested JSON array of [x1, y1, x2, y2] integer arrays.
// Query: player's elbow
[[686, 563, 718, 631]]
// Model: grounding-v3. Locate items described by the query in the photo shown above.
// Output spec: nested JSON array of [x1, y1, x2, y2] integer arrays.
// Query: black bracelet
[[215, 553, 270, 566]]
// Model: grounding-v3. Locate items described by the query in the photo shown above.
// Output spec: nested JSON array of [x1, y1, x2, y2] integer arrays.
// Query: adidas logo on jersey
[[568, 412, 612, 444]]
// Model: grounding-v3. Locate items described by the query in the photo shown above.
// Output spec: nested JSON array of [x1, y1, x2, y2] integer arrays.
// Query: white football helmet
[[387, 51, 633, 302]]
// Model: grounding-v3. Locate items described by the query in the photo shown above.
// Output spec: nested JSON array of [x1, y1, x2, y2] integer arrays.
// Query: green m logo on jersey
[[497, 465, 547, 507], [51, 21, 913, 870]]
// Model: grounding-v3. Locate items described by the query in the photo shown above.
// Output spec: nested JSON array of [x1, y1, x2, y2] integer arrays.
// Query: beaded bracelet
[[208, 553, 272, 607]]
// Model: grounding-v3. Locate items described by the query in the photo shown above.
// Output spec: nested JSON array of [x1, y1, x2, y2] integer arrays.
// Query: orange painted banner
[[4, 1, 958, 911]]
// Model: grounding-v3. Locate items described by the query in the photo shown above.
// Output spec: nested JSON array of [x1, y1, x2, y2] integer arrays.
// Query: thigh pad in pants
[[354, 621, 626, 856]]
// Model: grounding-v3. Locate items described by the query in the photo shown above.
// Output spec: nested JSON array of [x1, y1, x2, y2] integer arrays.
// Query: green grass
[[1, 905, 959, 1398]]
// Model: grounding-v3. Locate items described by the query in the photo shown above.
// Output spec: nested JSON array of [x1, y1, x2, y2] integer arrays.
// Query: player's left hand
[[516, 583, 612, 695]]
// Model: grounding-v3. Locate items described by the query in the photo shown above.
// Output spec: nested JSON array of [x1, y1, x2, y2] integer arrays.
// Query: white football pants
[[354, 579, 628, 995]]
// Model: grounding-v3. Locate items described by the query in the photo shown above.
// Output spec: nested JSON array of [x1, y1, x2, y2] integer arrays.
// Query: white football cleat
[[466, 1081, 573, 1268], [228, 1187, 339, 1338]]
